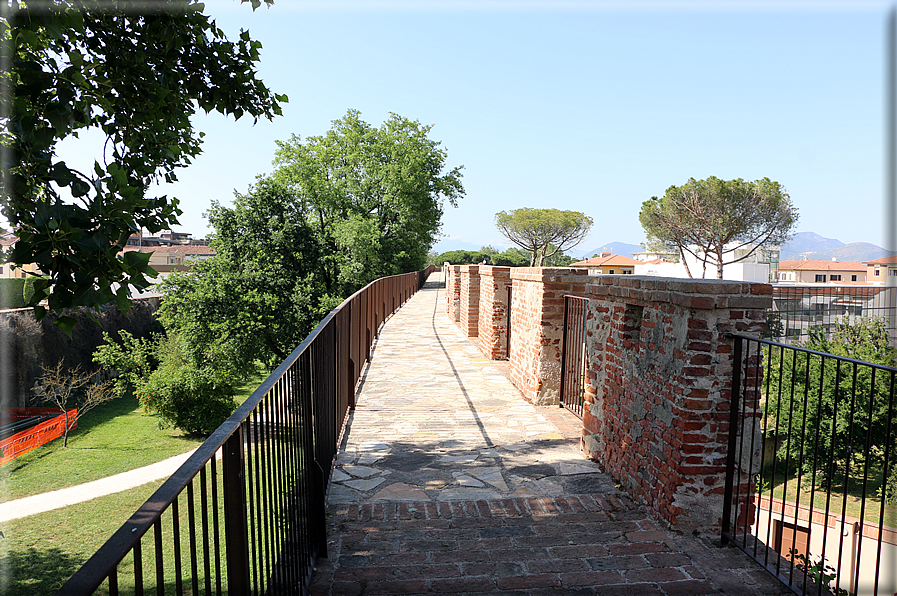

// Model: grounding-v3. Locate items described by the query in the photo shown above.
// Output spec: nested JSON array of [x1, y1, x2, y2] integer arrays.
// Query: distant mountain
[[579, 241, 644, 259], [430, 238, 488, 254], [779, 232, 894, 262]]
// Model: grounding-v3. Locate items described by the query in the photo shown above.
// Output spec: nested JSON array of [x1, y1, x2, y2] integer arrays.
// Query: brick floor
[[308, 493, 791, 595]]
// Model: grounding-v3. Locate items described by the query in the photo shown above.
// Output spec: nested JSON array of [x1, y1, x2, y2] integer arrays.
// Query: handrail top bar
[[725, 332, 897, 373], [56, 268, 428, 594]]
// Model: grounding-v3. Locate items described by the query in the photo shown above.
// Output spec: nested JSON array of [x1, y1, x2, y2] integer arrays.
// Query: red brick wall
[[579, 276, 770, 532], [476, 266, 512, 359], [458, 265, 480, 337], [444, 264, 461, 322], [507, 269, 590, 405]]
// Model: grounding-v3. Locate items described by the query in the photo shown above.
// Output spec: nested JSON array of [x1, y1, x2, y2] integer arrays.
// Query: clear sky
[[85, 0, 896, 254]]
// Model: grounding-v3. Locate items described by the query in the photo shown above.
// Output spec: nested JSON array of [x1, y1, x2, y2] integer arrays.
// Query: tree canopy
[[1, 0, 286, 331], [494, 208, 593, 266], [639, 177, 797, 279], [270, 110, 464, 297]]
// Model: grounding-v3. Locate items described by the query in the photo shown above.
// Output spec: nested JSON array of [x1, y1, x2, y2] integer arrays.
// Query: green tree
[[271, 110, 464, 297], [765, 318, 897, 490], [156, 177, 331, 374], [1, 0, 286, 331], [494, 208, 593, 266], [639, 177, 797, 279]]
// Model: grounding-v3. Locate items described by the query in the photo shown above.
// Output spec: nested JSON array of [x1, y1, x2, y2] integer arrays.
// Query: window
[[608, 269, 615, 274], [830, 275, 841, 281], [815, 274, 826, 283], [875, 269, 880, 276], [852, 275, 857, 281], [890, 270, 897, 277]]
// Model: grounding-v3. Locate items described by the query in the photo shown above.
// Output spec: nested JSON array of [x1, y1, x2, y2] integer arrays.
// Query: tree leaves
[[494, 208, 593, 267], [2, 0, 287, 329], [639, 177, 798, 279]]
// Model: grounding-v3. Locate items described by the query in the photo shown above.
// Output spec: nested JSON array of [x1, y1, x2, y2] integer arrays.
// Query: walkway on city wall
[[307, 271, 788, 596]]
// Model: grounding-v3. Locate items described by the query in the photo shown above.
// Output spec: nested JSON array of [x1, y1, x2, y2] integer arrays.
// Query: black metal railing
[[722, 334, 897, 596], [56, 266, 435, 596], [560, 295, 588, 419]]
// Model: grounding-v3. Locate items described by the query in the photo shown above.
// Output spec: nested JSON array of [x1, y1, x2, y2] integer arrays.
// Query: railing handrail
[[57, 267, 433, 594], [726, 332, 897, 373]]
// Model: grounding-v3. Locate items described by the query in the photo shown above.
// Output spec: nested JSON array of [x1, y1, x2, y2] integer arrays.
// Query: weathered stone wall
[[444, 264, 461, 322], [458, 265, 480, 337], [507, 268, 590, 405], [0, 298, 162, 409], [476, 266, 512, 360], [580, 276, 770, 532]]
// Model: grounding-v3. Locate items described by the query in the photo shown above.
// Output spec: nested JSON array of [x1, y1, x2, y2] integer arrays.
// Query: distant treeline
[[429, 246, 575, 267]]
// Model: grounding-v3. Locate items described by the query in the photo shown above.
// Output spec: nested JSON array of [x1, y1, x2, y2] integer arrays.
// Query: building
[[864, 255, 897, 286], [777, 259, 867, 284], [570, 253, 640, 275], [680, 243, 779, 282]]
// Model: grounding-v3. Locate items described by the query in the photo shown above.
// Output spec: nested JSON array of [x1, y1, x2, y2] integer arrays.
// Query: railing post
[[223, 427, 250, 592], [720, 335, 743, 546]]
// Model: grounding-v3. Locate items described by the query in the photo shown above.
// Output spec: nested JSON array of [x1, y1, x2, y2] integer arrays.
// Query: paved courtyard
[[308, 272, 789, 595]]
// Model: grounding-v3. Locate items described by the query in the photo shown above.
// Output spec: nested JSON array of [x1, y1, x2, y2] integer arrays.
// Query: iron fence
[[56, 266, 434, 596], [722, 334, 897, 596], [560, 295, 588, 419]]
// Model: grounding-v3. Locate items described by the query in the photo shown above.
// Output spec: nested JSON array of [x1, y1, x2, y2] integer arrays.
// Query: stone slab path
[[308, 273, 789, 595]]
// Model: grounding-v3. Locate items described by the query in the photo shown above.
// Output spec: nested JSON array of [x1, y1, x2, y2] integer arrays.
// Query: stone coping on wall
[[583, 274, 772, 310]]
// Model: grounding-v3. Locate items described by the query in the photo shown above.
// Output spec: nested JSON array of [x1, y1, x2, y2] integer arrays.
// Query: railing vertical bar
[[153, 519, 163, 596], [817, 359, 842, 596], [764, 344, 783, 570], [210, 455, 222, 596], [834, 363, 860, 593], [199, 466, 212, 596], [133, 540, 144, 596], [790, 349, 811, 586], [172, 498, 182, 595], [781, 346, 798, 581], [186, 481, 199, 596], [223, 426, 249, 595], [721, 334, 743, 545], [746, 340, 763, 553], [853, 365, 877, 595], [874, 370, 895, 596], [246, 412, 260, 595]]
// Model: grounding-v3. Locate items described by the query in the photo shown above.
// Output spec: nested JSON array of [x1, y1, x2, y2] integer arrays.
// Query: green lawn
[[0, 366, 268, 502], [0, 365, 270, 594]]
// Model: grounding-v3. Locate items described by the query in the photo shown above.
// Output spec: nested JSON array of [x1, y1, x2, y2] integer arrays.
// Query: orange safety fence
[[0, 407, 77, 465]]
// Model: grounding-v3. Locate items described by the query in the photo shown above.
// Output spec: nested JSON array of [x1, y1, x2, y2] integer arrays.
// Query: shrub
[[137, 362, 236, 436], [0, 278, 27, 309]]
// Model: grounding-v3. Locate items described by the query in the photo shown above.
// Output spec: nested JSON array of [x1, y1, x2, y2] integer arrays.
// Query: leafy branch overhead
[[494, 208, 593, 266], [1, 0, 287, 331]]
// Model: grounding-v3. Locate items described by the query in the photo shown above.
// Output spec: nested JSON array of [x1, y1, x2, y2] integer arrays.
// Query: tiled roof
[[778, 259, 866, 272], [863, 255, 897, 265], [571, 255, 641, 267]]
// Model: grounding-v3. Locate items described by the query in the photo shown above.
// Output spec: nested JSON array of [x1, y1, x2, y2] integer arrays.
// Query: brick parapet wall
[[476, 266, 512, 359], [444, 264, 461, 322], [508, 268, 590, 405], [580, 275, 771, 532], [458, 265, 481, 337]]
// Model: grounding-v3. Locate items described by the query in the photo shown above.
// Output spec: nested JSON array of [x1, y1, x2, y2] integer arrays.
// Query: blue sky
[[82, 0, 896, 254]]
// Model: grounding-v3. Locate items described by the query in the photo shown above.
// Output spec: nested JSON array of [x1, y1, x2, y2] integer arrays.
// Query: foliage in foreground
[[2, 0, 286, 330], [765, 317, 897, 496]]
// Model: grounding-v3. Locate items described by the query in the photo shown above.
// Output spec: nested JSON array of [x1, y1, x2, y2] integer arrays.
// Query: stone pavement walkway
[[308, 272, 789, 595]]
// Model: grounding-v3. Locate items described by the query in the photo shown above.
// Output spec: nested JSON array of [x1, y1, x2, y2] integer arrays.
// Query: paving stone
[[342, 465, 381, 478], [343, 477, 385, 491], [370, 482, 430, 501]]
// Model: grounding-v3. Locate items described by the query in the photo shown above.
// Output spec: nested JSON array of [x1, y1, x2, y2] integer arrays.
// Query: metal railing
[[560, 295, 588, 419], [56, 266, 435, 595], [722, 334, 897, 596]]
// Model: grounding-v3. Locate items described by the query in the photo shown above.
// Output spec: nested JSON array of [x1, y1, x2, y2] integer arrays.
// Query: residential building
[[679, 243, 779, 282], [864, 255, 897, 286], [777, 259, 867, 284], [570, 253, 640, 275]]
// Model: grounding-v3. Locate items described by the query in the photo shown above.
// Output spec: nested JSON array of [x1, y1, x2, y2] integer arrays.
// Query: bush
[[138, 362, 236, 436], [0, 278, 27, 309]]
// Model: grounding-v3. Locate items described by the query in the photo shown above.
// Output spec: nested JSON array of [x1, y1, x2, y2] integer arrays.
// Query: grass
[[763, 462, 896, 529], [0, 364, 271, 594], [0, 366, 268, 502]]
